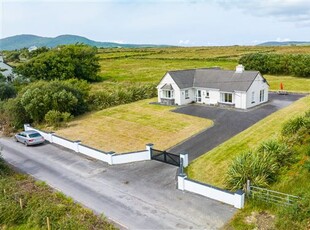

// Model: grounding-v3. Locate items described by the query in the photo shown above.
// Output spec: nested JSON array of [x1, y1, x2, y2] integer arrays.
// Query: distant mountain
[[0, 34, 170, 50], [257, 41, 310, 46]]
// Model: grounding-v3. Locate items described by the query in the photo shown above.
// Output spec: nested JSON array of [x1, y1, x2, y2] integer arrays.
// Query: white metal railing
[[249, 185, 299, 206]]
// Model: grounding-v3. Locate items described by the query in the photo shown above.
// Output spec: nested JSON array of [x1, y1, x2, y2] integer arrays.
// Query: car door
[[17, 132, 26, 142]]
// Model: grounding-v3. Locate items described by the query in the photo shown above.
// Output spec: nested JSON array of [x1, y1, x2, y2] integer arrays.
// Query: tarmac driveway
[[168, 93, 305, 161]]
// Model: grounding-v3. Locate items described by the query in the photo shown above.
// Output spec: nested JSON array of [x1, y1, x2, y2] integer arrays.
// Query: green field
[[94, 46, 310, 93]]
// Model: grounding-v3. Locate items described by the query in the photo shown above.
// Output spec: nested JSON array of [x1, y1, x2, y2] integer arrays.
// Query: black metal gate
[[151, 149, 180, 166]]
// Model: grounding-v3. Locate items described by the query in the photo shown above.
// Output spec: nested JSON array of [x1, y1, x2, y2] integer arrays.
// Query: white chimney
[[235, 64, 245, 73]]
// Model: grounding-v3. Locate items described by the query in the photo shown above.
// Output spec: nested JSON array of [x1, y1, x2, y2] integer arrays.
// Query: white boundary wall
[[178, 174, 244, 209], [24, 124, 152, 165]]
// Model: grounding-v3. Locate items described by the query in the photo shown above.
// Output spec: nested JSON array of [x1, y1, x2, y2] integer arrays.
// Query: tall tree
[[16, 44, 100, 81]]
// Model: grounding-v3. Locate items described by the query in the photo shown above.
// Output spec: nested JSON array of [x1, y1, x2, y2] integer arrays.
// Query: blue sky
[[1, 0, 310, 46]]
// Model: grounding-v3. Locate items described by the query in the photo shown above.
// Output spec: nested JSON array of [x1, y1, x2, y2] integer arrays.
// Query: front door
[[196, 90, 202, 102]]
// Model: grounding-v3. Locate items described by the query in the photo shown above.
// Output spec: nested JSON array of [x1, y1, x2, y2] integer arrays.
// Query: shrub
[[0, 83, 16, 101], [44, 110, 73, 127], [226, 150, 278, 190], [257, 139, 293, 166], [282, 116, 307, 136]]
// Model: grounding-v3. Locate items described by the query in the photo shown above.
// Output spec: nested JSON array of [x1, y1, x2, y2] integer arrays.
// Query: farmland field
[[94, 46, 310, 92]]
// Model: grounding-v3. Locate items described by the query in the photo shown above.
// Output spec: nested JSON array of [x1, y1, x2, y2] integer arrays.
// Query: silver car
[[15, 130, 45, 146]]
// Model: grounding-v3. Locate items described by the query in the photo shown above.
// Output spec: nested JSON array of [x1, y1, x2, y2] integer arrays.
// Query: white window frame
[[220, 93, 233, 103], [162, 90, 174, 99], [259, 89, 264, 102], [185, 90, 189, 99], [251, 91, 255, 103]]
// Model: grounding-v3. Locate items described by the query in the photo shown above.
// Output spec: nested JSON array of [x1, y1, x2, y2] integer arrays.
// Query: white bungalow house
[[157, 65, 269, 109], [0, 55, 16, 82]]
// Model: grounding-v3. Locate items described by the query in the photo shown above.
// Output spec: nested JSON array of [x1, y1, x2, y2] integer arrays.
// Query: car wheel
[[14, 137, 18, 142], [24, 141, 28, 146]]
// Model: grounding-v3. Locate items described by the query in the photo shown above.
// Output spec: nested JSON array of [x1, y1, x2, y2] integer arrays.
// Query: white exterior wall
[[246, 74, 269, 109], [178, 175, 245, 209], [234, 91, 247, 109], [24, 124, 152, 165], [157, 73, 182, 105], [179, 88, 195, 104]]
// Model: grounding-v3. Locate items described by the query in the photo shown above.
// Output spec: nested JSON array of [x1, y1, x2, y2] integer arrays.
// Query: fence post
[[180, 153, 188, 167], [234, 190, 245, 209], [246, 179, 251, 196], [177, 174, 187, 191], [24, 123, 30, 131], [74, 140, 81, 153], [146, 143, 153, 160], [107, 151, 115, 165]]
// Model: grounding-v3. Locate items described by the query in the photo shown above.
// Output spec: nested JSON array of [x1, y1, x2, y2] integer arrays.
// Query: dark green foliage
[[239, 53, 310, 77], [44, 110, 73, 127], [20, 80, 89, 122], [15, 44, 100, 81], [0, 83, 16, 101], [0, 153, 11, 176], [226, 151, 279, 190], [3, 98, 30, 129], [257, 139, 293, 166], [282, 116, 308, 136]]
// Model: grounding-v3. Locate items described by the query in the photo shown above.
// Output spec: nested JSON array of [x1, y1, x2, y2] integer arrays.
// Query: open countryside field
[[56, 99, 212, 153], [94, 46, 310, 92], [187, 95, 310, 189]]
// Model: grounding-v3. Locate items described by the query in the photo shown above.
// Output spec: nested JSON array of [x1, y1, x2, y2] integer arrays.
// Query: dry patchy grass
[[56, 98, 212, 153]]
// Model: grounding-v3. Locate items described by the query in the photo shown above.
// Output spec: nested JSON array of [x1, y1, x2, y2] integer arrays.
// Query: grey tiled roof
[[168, 68, 261, 92]]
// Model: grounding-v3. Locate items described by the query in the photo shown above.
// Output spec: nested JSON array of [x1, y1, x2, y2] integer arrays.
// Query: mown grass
[[55, 98, 213, 153], [187, 95, 310, 188], [0, 161, 115, 229], [264, 75, 310, 93]]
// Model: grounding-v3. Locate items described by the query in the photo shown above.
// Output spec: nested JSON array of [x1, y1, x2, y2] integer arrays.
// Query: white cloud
[[216, 0, 310, 26], [178, 40, 190, 45]]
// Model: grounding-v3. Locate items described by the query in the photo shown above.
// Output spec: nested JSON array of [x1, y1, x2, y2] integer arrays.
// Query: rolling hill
[[257, 41, 310, 46], [0, 34, 170, 50]]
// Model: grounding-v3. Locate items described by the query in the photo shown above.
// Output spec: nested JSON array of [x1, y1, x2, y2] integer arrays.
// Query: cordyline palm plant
[[226, 150, 279, 190], [257, 139, 293, 166]]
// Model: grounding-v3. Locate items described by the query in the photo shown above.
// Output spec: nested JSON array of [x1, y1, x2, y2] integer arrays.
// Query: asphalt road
[[0, 138, 235, 230], [168, 93, 305, 161]]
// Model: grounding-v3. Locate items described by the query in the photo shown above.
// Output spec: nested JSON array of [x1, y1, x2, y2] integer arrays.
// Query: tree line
[[239, 53, 310, 78]]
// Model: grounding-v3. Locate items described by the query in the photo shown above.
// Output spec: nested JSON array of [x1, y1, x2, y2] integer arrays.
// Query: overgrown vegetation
[[0, 153, 115, 229], [239, 53, 310, 77]]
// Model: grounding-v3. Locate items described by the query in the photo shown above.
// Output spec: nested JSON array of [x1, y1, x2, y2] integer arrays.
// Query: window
[[259, 89, 264, 102], [162, 90, 173, 98], [206, 91, 209, 98], [221, 93, 232, 103], [185, 90, 189, 99], [251, 92, 255, 103]]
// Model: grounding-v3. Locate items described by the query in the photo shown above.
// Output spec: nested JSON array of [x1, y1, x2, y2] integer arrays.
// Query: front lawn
[[56, 98, 213, 153]]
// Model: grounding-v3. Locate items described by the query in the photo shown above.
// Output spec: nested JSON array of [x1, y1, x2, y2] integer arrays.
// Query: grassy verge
[[55, 98, 212, 153], [0, 158, 115, 229], [265, 75, 310, 93], [187, 95, 310, 188]]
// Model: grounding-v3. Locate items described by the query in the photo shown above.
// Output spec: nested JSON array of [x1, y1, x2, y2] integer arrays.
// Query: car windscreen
[[29, 133, 42, 138]]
